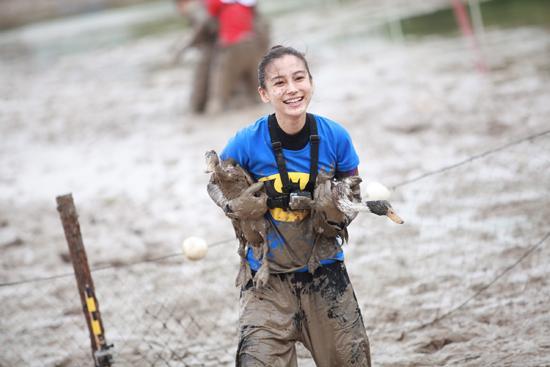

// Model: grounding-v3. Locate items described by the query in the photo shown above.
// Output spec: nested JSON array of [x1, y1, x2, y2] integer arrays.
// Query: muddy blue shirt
[[221, 114, 360, 273]]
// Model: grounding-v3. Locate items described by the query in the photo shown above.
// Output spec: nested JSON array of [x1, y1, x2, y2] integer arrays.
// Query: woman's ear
[[258, 87, 270, 103]]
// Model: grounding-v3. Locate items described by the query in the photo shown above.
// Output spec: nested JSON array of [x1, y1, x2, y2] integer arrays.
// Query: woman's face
[[258, 54, 313, 121]]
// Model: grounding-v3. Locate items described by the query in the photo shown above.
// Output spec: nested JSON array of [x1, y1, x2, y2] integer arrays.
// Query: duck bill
[[386, 208, 404, 224]]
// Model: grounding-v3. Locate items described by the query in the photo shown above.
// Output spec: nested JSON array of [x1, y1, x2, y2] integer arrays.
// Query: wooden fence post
[[56, 193, 113, 367]]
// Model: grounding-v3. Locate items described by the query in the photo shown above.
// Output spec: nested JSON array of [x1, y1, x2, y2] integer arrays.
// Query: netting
[[2, 130, 548, 366]]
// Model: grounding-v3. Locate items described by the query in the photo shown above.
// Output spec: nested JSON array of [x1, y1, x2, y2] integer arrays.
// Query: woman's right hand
[[226, 182, 268, 220]]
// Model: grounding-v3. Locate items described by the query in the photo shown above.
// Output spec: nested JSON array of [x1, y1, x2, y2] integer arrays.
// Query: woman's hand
[[226, 182, 268, 220]]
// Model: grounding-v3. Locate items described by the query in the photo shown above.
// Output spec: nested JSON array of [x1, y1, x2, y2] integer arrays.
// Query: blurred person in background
[[173, 0, 218, 114], [206, 0, 270, 113]]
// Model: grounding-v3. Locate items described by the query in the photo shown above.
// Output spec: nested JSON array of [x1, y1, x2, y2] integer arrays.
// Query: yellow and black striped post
[[84, 286, 113, 366], [57, 194, 113, 367]]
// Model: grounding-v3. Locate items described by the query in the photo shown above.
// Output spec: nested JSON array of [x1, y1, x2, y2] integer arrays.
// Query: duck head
[[204, 150, 220, 173], [365, 200, 404, 224]]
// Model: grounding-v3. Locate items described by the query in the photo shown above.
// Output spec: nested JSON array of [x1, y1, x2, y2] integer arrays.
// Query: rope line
[[408, 231, 550, 332], [0, 238, 236, 287], [391, 128, 550, 189], [1, 128, 548, 288], [0, 272, 76, 288]]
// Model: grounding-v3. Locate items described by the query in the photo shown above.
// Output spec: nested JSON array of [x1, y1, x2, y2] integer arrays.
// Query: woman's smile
[[283, 96, 304, 106]]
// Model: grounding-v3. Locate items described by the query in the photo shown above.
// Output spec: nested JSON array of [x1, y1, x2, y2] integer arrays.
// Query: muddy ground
[[1, 1, 549, 366]]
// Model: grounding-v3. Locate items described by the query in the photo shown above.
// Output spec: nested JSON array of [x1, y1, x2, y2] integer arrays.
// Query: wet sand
[[1, 1, 550, 366]]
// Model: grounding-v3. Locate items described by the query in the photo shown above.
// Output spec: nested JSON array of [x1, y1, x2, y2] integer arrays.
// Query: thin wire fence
[[353, 128, 549, 325], [1, 276, 89, 367], [94, 261, 238, 366], [1, 130, 549, 366], [0, 254, 240, 367]]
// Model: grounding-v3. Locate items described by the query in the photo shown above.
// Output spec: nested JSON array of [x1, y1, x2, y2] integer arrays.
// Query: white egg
[[365, 181, 391, 200], [182, 236, 208, 261]]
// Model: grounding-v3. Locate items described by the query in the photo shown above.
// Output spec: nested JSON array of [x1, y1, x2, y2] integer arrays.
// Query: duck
[[311, 173, 404, 241], [334, 176, 404, 224], [205, 150, 270, 289]]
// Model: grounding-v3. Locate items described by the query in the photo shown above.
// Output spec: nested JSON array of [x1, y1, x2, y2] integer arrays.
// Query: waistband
[[251, 258, 343, 277]]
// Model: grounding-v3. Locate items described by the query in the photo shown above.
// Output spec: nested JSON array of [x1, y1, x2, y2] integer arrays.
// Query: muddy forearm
[[187, 18, 217, 48], [347, 183, 361, 223], [335, 170, 362, 200], [335, 169, 362, 223]]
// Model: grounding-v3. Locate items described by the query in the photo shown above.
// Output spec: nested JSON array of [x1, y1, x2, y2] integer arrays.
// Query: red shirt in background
[[206, 0, 255, 46]]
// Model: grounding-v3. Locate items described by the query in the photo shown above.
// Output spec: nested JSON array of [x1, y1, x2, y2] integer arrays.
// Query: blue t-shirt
[[221, 114, 360, 273]]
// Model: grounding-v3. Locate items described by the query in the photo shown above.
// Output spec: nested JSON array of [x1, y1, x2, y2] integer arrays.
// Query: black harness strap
[[306, 113, 319, 193], [268, 114, 293, 194], [267, 113, 320, 203]]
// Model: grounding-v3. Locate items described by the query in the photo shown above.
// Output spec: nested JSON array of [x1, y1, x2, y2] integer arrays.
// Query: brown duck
[[205, 150, 270, 288]]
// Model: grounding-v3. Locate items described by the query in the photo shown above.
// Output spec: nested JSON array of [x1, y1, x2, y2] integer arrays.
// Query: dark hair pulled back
[[257, 45, 312, 89]]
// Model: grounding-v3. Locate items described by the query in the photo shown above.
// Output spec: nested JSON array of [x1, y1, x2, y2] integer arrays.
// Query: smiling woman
[[206, 45, 372, 366]]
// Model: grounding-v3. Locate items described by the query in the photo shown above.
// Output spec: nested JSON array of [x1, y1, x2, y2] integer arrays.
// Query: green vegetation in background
[[396, 0, 550, 39], [479, 0, 550, 29]]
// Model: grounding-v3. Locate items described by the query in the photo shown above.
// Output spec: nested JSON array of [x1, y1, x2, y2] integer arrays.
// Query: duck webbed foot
[[253, 241, 270, 288], [254, 262, 270, 289], [235, 257, 252, 288]]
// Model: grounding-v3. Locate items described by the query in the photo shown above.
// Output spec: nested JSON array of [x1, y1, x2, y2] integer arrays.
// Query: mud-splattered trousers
[[237, 261, 371, 367]]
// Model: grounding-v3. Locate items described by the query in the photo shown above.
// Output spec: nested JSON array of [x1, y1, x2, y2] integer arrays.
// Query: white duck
[[334, 177, 404, 224], [310, 175, 404, 241]]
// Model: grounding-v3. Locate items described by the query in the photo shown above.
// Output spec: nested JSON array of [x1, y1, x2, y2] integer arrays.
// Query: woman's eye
[[295, 76, 304, 81], [274, 81, 284, 86]]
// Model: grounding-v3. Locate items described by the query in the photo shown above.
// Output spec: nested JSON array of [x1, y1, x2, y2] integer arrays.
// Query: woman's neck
[[275, 112, 307, 135]]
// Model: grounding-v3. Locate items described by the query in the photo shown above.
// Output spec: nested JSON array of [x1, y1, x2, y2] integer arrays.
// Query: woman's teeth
[[284, 97, 303, 104]]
